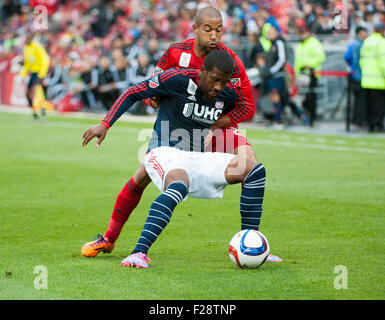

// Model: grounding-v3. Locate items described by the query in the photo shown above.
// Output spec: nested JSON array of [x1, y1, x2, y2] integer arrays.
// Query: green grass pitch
[[1, 111, 384, 300]]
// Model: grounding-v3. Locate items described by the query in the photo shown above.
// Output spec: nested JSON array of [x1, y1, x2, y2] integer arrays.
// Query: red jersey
[[153, 39, 255, 125]]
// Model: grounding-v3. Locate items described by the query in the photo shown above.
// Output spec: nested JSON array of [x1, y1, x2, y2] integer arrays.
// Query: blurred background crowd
[[0, 0, 384, 129]]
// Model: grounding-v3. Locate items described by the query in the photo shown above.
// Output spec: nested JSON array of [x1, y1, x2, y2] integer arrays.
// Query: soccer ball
[[228, 229, 270, 269]]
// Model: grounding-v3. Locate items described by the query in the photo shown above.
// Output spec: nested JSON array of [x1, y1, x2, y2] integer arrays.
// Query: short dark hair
[[355, 26, 367, 34], [374, 22, 385, 32], [203, 50, 234, 75], [194, 6, 222, 26]]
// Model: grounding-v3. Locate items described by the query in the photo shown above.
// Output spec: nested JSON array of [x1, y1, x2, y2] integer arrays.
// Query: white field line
[[247, 138, 385, 155], [38, 121, 385, 155], [0, 105, 157, 123]]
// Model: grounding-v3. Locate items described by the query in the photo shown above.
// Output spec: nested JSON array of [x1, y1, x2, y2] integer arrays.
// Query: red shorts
[[207, 127, 250, 154]]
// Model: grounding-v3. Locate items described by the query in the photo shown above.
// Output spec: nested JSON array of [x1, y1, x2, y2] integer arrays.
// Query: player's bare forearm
[[143, 97, 160, 109], [82, 124, 108, 147], [210, 115, 233, 131], [205, 115, 234, 149], [148, 97, 160, 109]]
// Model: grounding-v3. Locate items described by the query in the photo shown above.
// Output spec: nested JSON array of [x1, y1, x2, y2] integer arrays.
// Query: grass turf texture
[[1, 111, 384, 300]]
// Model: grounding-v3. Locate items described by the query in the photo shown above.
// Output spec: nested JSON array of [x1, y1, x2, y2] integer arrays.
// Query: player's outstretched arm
[[82, 124, 108, 147], [210, 114, 233, 131]]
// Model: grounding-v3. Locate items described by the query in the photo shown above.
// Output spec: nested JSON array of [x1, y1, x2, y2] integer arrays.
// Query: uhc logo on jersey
[[149, 75, 159, 88], [183, 102, 224, 124]]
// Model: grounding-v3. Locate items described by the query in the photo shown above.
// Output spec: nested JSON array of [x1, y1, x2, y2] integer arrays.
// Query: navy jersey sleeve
[[101, 69, 184, 128]]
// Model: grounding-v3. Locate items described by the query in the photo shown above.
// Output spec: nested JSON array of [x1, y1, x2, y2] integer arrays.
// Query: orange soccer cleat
[[81, 234, 115, 257]]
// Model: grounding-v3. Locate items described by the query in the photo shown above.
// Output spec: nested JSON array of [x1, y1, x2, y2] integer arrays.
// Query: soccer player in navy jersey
[[82, 50, 270, 268], [81, 6, 282, 263]]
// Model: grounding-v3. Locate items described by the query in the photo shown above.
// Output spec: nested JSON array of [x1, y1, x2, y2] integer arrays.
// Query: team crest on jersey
[[215, 101, 224, 109], [149, 75, 159, 88], [152, 66, 163, 76], [230, 78, 241, 87], [179, 52, 191, 68], [187, 79, 197, 101]]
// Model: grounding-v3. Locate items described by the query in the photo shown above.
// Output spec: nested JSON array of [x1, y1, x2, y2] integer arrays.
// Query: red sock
[[104, 177, 144, 243]]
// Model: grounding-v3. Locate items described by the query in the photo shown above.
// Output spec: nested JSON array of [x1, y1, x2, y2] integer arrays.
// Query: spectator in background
[[79, 59, 99, 110], [146, 38, 163, 66], [244, 9, 272, 67], [302, 3, 317, 29], [4, 0, 384, 120], [129, 53, 154, 86], [111, 53, 131, 95], [43, 55, 66, 102], [110, 47, 125, 64], [90, 1, 116, 38], [260, 24, 287, 128], [97, 55, 118, 110], [245, 31, 263, 69], [258, 16, 273, 52], [67, 62, 84, 100], [354, 11, 374, 34], [360, 22, 385, 132], [259, 6, 281, 33], [43, 55, 72, 105], [311, 11, 334, 35], [123, 34, 143, 62], [294, 26, 325, 127], [344, 26, 368, 127], [128, 53, 155, 115]]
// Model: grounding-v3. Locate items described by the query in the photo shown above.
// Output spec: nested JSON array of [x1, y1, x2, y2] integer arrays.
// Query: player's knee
[[164, 169, 189, 189], [225, 156, 259, 184], [243, 158, 261, 181], [234, 145, 257, 162]]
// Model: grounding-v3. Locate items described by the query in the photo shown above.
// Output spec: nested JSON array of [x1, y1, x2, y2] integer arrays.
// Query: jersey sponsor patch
[[179, 52, 191, 68], [182, 102, 224, 124], [149, 75, 159, 88], [182, 102, 194, 117], [230, 78, 241, 87]]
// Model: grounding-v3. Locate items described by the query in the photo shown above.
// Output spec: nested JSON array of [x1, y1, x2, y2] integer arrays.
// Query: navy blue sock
[[133, 181, 188, 254], [240, 163, 266, 231]]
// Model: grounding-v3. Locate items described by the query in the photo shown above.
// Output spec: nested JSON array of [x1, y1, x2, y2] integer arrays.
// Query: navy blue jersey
[[102, 68, 240, 152]]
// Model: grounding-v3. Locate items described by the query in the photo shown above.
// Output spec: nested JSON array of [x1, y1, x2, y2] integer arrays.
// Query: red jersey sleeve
[[216, 44, 255, 125], [226, 51, 255, 125], [153, 47, 170, 74], [154, 44, 181, 75], [143, 46, 174, 106], [143, 44, 182, 106]]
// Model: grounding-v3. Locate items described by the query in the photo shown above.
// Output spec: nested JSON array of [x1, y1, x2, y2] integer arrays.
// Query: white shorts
[[144, 146, 236, 199]]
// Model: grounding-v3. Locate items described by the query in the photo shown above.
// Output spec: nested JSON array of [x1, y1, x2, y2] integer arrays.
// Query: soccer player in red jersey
[[81, 6, 281, 263], [151, 10, 254, 135]]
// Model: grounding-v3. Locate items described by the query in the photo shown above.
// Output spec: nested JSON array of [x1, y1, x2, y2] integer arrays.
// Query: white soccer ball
[[228, 229, 270, 269]]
